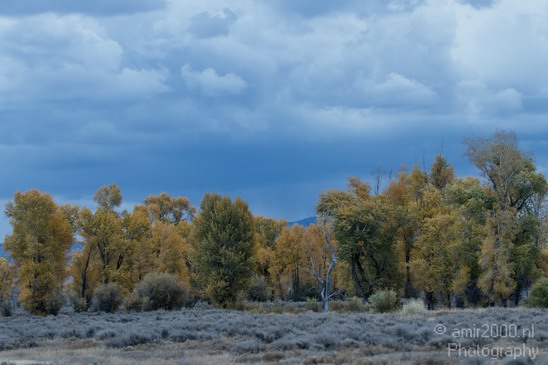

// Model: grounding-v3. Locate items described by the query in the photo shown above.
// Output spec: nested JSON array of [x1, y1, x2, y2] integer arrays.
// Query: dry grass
[[0, 307, 547, 364]]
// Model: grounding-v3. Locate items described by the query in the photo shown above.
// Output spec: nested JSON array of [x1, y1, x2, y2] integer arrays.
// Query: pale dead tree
[[371, 167, 394, 195], [304, 217, 337, 312]]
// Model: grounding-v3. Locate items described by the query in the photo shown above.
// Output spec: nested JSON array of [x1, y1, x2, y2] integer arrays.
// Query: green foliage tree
[[191, 193, 255, 307], [526, 277, 548, 308], [318, 177, 402, 298], [429, 154, 455, 191], [4, 190, 73, 315]]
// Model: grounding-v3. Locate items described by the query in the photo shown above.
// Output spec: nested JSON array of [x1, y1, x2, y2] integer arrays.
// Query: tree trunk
[[321, 232, 337, 312]]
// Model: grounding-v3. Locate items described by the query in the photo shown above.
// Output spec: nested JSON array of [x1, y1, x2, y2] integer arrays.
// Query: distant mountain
[[288, 217, 317, 227]]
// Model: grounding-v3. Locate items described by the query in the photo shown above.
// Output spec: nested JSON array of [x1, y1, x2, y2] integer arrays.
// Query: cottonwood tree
[[412, 210, 459, 309], [445, 177, 494, 306], [191, 194, 254, 307], [270, 225, 306, 300], [465, 131, 546, 211], [71, 184, 135, 310], [429, 154, 455, 191], [94, 184, 122, 211], [466, 130, 548, 304], [384, 168, 424, 299], [253, 216, 286, 299], [144, 193, 195, 224], [318, 177, 402, 298], [138, 221, 190, 284], [4, 190, 74, 315], [302, 219, 337, 312]]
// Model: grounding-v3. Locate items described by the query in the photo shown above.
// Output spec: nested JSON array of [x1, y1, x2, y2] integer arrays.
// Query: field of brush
[[0, 307, 547, 365]]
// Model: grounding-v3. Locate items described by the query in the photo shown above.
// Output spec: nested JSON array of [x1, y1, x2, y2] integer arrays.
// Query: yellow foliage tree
[[0, 258, 15, 315], [4, 190, 73, 315], [269, 225, 305, 300], [137, 221, 190, 285]]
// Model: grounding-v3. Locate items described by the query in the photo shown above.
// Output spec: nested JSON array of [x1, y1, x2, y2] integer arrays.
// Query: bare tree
[[304, 217, 337, 312]]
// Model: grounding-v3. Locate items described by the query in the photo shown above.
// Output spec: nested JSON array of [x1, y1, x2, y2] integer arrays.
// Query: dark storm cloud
[[1, 0, 548, 239]]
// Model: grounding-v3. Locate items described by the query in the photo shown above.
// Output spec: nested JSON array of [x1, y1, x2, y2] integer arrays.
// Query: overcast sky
[[2, 0, 548, 240]]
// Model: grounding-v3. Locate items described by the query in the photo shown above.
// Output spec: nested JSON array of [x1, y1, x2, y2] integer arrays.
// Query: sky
[[2, 0, 548, 240]]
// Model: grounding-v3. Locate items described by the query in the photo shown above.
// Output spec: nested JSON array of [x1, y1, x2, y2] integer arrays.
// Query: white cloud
[[180, 64, 247, 96], [0, 14, 168, 106], [452, 0, 548, 93], [457, 81, 523, 116], [355, 73, 438, 108]]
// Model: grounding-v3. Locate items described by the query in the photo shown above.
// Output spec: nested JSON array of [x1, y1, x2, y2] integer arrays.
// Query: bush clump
[[0, 302, 12, 317], [305, 297, 320, 312], [136, 273, 187, 311], [329, 297, 369, 312], [368, 289, 399, 313], [91, 283, 124, 313], [526, 277, 548, 308], [70, 294, 89, 313], [401, 299, 427, 315], [123, 292, 143, 312], [247, 275, 269, 302]]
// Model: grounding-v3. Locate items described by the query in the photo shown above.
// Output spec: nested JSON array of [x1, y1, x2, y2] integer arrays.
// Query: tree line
[[1, 130, 547, 315]]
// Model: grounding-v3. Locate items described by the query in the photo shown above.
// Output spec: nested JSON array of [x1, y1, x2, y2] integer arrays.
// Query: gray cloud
[[0, 0, 166, 16], [1, 0, 548, 241], [457, 0, 496, 9], [188, 8, 237, 38]]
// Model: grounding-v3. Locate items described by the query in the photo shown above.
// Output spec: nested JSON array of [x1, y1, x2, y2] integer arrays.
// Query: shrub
[[70, 294, 89, 313], [247, 275, 269, 302], [305, 298, 320, 312], [124, 292, 143, 312], [526, 277, 548, 308], [329, 297, 368, 312], [91, 283, 124, 313], [347, 296, 369, 312], [368, 289, 399, 313], [137, 273, 187, 311], [401, 299, 427, 315], [231, 339, 265, 354], [0, 302, 12, 317], [41, 293, 65, 316]]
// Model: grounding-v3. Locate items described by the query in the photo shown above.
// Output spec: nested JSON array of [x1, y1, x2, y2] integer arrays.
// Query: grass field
[[0, 307, 547, 364]]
